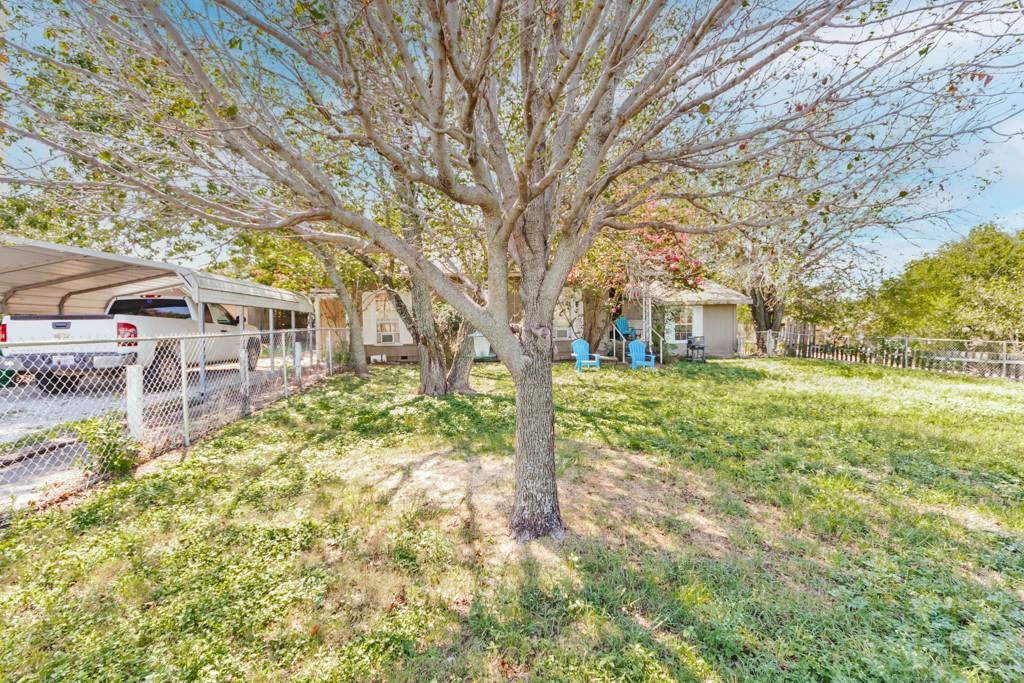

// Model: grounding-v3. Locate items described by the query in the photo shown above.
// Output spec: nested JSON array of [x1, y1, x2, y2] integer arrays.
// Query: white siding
[[553, 288, 584, 340], [664, 305, 703, 352], [361, 291, 415, 347]]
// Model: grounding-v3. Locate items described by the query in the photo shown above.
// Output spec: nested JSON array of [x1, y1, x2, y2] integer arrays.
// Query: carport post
[[313, 296, 322, 368], [126, 364, 144, 442], [281, 330, 290, 398], [268, 308, 276, 371], [238, 305, 250, 415], [308, 314, 317, 370], [290, 310, 301, 387], [197, 302, 208, 395], [179, 340, 190, 447]]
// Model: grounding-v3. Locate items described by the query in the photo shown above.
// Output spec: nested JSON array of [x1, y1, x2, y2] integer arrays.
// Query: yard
[[1, 359, 1022, 681]]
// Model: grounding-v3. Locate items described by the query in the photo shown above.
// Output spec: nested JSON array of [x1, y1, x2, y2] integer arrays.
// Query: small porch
[[605, 280, 752, 363]]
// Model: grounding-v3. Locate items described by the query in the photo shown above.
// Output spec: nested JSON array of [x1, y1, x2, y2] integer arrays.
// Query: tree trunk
[[749, 287, 784, 355], [509, 328, 564, 542], [407, 266, 451, 395], [336, 284, 368, 376], [582, 288, 613, 350], [379, 270, 472, 396], [446, 320, 476, 394], [307, 242, 368, 376]]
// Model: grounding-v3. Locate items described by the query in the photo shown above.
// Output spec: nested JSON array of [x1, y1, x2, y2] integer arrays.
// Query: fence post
[[238, 307, 251, 416], [126, 364, 144, 442], [327, 329, 334, 375], [1002, 341, 1008, 378], [294, 340, 303, 389], [902, 337, 909, 369], [179, 340, 190, 447], [269, 308, 276, 371], [238, 335, 251, 416]]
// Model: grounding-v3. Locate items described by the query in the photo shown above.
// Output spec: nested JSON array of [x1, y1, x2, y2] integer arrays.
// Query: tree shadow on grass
[[367, 444, 1024, 681], [7, 361, 1024, 682]]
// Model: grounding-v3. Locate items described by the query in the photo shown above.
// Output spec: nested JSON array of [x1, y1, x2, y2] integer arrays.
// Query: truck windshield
[[108, 299, 192, 319]]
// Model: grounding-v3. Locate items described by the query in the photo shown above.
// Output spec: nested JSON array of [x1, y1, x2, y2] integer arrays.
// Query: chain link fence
[[1, 327, 349, 510], [740, 330, 1024, 381]]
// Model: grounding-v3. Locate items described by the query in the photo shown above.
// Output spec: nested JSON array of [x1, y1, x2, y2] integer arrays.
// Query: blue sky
[[869, 108, 1024, 275]]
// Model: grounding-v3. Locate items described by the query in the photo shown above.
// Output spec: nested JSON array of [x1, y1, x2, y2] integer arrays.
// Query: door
[[204, 303, 239, 363]]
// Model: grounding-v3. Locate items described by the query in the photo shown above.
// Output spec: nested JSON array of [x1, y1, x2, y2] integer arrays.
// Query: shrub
[[75, 414, 140, 476]]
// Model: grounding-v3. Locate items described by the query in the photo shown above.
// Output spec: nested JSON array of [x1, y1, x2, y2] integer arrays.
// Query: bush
[[75, 414, 140, 476]]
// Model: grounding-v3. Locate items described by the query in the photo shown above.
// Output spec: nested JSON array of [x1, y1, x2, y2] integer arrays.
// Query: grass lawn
[[2, 359, 1023, 681]]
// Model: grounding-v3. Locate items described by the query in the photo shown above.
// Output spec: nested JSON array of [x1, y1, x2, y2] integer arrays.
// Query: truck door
[[204, 303, 239, 363]]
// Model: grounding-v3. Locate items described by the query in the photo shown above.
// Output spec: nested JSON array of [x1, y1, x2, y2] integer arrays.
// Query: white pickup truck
[[0, 295, 261, 392]]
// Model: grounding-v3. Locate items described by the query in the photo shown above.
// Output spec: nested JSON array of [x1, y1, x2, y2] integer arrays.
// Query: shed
[[620, 280, 751, 358]]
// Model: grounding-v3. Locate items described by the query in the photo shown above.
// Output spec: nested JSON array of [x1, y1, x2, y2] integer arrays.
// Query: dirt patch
[[915, 501, 1007, 534], [335, 442, 765, 569]]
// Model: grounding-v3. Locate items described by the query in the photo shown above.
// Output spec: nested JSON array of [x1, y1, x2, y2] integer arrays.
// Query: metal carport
[[0, 234, 312, 316], [0, 233, 314, 393]]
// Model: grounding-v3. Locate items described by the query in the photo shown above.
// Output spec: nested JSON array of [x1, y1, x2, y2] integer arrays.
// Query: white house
[[312, 280, 750, 363]]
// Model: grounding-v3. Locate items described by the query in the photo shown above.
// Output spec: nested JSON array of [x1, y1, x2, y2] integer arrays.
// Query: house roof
[[0, 234, 313, 315], [647, 280, 752, 306]]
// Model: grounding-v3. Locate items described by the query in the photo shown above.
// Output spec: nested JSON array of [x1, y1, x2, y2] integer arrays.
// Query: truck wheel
[[36, 372, 77, 394], [145, 344, 181, 391], [247, 340, 261, 371]]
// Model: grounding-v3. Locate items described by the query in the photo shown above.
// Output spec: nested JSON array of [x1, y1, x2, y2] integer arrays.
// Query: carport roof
[[0, 234, 313, 315]]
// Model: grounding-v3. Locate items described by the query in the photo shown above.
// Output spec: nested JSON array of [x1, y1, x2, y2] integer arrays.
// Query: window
[[203, 303, 237, 326], [375, 293, 396, 320], [374, 292, 400, 344], [554, 327, 572, 340], [672, 307, 694, 342], [109, 298, 192, 319], [377, 322, 399, 344]]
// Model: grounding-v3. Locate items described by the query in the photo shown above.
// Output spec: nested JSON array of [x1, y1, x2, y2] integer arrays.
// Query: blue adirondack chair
[[614, 316, 638, 341], [628, 339, 656, 370], [571, 338, 601, 372]]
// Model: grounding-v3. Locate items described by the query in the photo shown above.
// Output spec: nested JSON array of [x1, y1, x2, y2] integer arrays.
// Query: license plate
[[53, 355, 77, 365]]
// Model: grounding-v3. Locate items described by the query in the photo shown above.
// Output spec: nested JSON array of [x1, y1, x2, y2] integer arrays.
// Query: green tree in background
[[871, 225, 1024, 340], [0, 192, 205, 258]]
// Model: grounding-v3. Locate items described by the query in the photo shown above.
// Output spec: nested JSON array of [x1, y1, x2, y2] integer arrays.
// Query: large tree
[[2, 0, 1020, 540]]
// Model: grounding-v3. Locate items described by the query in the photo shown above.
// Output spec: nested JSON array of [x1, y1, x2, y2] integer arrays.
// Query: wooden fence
[[742, 332, 1024, 381]]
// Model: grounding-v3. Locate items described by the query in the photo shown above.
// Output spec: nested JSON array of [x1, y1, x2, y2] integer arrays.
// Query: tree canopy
[[870, 225, 1024, 340]]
